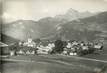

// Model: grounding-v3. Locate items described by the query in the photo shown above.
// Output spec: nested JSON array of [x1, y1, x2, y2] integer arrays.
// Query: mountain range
[[2, 8, 107, 43], [58, 12, 107, 41]]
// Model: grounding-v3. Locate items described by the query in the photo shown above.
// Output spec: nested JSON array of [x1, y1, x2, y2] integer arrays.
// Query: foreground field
[[2, 54, 107, 73], [1, 43, 107, 73]]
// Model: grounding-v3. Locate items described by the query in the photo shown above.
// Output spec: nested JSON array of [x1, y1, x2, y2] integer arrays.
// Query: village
[[3, 38, 103, 57]]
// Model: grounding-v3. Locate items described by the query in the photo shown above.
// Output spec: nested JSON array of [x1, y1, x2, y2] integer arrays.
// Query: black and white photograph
[[1, 0, 107, 73]]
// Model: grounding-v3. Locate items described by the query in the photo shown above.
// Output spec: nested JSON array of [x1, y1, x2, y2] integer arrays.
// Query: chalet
[[0, 42, 8, 47]]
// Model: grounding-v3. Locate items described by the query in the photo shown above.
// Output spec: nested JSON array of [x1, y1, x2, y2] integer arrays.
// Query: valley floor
[[1, 44, 107, 73], [1, 54, 107, 73]]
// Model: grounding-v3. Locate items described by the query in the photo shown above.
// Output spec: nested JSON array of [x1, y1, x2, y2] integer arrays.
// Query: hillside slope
[[58, 12, 107, 41]]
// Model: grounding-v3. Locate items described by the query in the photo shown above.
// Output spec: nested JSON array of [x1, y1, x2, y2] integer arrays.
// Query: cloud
[[2, 12, 17, 23], [2, 13, 13, 19]]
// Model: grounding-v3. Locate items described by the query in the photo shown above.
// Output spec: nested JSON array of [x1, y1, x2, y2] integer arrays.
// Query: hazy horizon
[[2, 0, 107, 23]]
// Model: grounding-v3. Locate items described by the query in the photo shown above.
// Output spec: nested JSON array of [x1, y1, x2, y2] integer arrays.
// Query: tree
[[52, 40, 64, 54]]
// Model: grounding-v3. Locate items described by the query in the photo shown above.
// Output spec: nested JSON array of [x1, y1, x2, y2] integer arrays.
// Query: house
[[0, 42, 8, 47], [23, 38, 36, 47], [0, 42, 9, 55], [37, 45, 49, 54]]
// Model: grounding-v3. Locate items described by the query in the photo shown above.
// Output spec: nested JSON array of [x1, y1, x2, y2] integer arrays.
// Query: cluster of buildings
[[8, 38, 103, 56], [62, 40, 103, 56], [9, 38, 55, 56]]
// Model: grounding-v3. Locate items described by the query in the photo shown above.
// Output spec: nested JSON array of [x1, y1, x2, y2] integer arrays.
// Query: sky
[[2, 0, 107, 23]]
